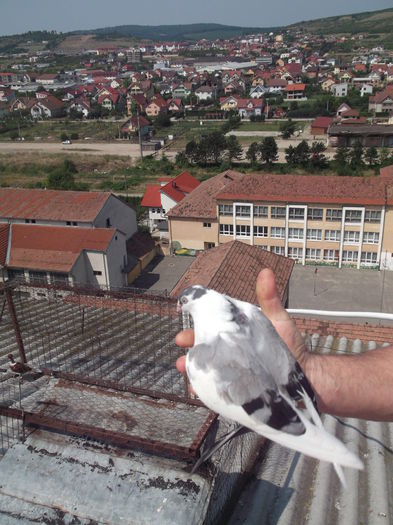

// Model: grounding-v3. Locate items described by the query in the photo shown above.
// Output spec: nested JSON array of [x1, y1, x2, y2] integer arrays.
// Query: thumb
[[256, 268, 291, 322]]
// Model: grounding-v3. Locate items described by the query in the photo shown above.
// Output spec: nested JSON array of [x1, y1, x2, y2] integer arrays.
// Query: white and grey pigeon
[[178, 285, 364, 484]]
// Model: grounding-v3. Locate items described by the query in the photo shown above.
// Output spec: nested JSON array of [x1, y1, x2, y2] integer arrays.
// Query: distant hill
[[289, 7, 393, 35], [71, 23, 274, 42]]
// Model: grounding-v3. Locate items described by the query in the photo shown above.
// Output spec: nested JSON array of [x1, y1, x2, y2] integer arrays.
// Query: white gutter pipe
[[287, 309, 393, 321]]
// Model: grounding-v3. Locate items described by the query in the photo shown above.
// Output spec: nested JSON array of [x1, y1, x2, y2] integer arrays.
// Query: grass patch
[[0, 119, 122, 142]]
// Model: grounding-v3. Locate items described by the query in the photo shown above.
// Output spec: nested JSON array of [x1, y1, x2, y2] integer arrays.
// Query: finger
[[175, 329, 194, 348], [176, 355, 186, 373], [256, 268, 291, 322]]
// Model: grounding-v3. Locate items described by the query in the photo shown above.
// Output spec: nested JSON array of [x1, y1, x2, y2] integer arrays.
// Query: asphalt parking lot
[[133, 256, 393, 317], [288, 264, 393, 313], [132, 255, 195, 293]]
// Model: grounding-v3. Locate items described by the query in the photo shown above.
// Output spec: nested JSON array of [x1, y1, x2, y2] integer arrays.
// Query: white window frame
[[364, 210, 381, 223], [326, 208, 342, 222], [271, 227, 285, 238], [270, 206, 286, 219], [219, 224, 233, 236], [254, 205, 268, 218], [288, 227, 304, 240], [271, 245, 285, 255], [235, 205, 251, 218], [288, 207, 305, 221], [362, 231, 379, 244], [323, 249, 339, 262], [288, 246, 303, 260], [236, 224, 251, 237], [345, 209, 362, 224], [307, 208, 323, 221], [343, 230, 360, 244], [360, 251, 378, 265], [305, 248, 322, 260], [342, 250, 359, 263], [324, 229, 341, 242], [253, 226, 268, 237], [218, 204, 233, 216], [306, 229, 322, 241]]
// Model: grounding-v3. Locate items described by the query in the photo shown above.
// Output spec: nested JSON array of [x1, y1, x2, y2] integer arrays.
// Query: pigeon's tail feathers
[[268, 389, 364, 475], [334, 463, 347, 489]]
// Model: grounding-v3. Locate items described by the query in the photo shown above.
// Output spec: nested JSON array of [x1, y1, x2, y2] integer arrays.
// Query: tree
[[379, 148, 391, 167], [175, 151, 189, 167], [185, 140, 200, 165], [364, 146, 378, 166], [200, 131, 227, 165], [295, 140, 311, 167], [333, 145, 350, 166], [285, 145, 297, 166], [226, 135, 243, 163], [349, 140, 364, 169], [154, 112, 171, 128], [246, 142, 259, 164], [310, 141, 328, 169], [259, 136, 278, 165], [280, 119, 297, 139]]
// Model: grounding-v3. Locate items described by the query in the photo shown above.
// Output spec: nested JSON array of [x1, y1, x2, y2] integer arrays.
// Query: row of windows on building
[[218, 205, 382, 223], [219, 224, 380, 243], [266, 247, 378, 264]]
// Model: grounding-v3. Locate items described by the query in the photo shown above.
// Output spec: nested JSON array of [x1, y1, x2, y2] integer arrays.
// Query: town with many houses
[[1, 21, 393, 288], [0, 9, 393, 525]]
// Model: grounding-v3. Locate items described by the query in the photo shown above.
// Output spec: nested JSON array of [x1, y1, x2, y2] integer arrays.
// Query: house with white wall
[[0, 188, 137, 239], [1, 224, 128, 289], [0, 188, 138, 289], [141, 172, 200, 233]]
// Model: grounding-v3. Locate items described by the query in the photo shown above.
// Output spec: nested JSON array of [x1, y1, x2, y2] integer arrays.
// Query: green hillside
[[290, 7, 393, 35], [75, 23, 274, 42]]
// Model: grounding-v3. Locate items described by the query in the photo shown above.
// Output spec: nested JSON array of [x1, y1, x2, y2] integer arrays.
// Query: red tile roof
[[160, 171, 200, 203], [217, 172, 393, 206], [171, 240, 294, 304], [141, 185, 162, 207], [8, 224, 115, 273], [311, 116, 333, 129], [285, 83, 306, 92], [0, 224, 9, 267], [168, 170, 244, 219], [0, 188, 111, 222]]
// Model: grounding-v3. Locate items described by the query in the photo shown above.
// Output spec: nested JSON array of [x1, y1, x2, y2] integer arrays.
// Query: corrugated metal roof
[[228, 331, 393, 525], [0, 430, 212, 525]]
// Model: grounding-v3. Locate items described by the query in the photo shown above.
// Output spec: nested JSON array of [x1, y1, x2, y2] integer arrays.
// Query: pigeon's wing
[[190, 334, 307, 436], [225, 296, 318, 408]]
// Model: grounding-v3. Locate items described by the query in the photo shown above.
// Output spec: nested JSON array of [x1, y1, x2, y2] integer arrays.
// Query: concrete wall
[[170, 218, 218, 250], [105, 232, 128, 288], [94, 195, 137, 239]]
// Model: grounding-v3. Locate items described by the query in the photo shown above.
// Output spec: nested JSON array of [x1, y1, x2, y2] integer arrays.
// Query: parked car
[[62, 139, 72, 144]]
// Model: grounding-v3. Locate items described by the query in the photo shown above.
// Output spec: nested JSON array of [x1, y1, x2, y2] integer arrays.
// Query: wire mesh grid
[[0, 280, 210, 458]]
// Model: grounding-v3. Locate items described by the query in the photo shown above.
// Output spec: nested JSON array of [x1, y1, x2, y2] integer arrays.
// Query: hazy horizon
[[1, 0, 392, 37]]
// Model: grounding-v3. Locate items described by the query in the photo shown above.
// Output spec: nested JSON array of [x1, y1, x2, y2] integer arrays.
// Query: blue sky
[[1, 0, 392, 36]]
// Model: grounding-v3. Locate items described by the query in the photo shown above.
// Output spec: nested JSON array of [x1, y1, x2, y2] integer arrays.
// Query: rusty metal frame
[[0, 404, 217, 460], [0, 280, 219, 460], [42, 369, 204, 407]]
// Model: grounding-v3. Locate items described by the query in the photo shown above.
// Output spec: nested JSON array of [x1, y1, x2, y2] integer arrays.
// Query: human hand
[[175, 268, 310, 375]]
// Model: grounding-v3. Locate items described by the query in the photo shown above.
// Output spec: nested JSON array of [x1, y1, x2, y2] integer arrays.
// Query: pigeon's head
[[177, 285, 210, 315]]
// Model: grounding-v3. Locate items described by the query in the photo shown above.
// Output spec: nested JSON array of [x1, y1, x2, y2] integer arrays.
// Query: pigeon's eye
[[180, 296, 188, 304]]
